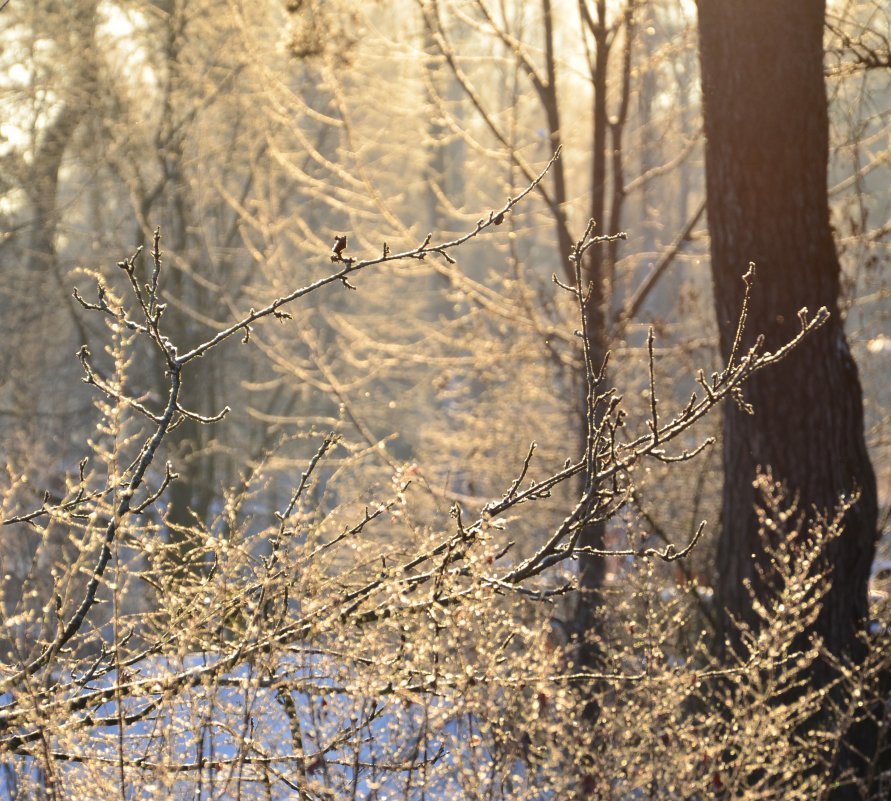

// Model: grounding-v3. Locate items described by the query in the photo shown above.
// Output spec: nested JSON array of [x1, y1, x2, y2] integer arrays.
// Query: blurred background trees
[[0, 0, 889, 797]]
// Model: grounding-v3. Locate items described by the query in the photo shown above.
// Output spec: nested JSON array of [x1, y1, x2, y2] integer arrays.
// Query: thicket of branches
[[0, 176, 886, 799], [0, 1, 889, 799]]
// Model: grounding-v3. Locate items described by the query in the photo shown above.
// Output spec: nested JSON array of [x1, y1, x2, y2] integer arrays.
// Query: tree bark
[[696, 0, 878, 696], [573, 0, 621, 673]]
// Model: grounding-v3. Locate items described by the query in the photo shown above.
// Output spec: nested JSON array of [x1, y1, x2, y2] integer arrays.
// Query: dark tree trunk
[[573, 0, 613, 673], [696, 0, 877, 666], [574, 298, 609, 673]]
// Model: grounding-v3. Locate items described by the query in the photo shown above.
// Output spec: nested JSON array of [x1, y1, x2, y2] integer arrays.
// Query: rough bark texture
[[696, 0, 877, 668]]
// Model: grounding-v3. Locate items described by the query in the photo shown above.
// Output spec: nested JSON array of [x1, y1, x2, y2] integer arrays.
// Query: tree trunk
[[573, 0, 613, 673], [696, 4, 879, 785]]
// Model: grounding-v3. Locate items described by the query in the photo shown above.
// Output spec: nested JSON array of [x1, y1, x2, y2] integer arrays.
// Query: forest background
[[0, 0, 889, 799]]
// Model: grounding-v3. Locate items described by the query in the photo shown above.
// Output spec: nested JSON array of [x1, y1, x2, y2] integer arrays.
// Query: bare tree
[[415, 0, 709, 673], [696, 0, 881, 793], [697, 0, 878, 670]]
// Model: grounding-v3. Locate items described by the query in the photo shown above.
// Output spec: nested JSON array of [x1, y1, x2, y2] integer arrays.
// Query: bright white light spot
[[867, 334, 890, 354]]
